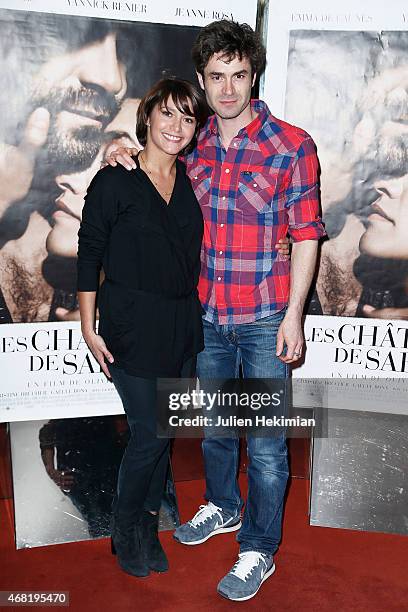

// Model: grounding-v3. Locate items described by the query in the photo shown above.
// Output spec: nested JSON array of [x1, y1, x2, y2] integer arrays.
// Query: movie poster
[[0, 0, 257, 422], [263, 0, 408, 535], [261, 0, 408, 378], [0, 0, 258, 547]]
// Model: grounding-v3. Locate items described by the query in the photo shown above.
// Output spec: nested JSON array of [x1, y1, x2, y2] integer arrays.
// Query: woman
[[77, 78, 208, 577]]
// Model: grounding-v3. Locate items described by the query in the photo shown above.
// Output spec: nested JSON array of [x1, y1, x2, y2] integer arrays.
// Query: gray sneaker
[[217, 551, 275, 601], [173, 501, 241, 545]]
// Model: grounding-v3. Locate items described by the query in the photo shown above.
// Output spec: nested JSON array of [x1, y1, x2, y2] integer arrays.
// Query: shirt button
[[233, 142, 238, 147], [222, 196, 226, 201], [194, 176, 198, 179], [253, 183, 258, 188], [220, 223, 224, 228], [225, 168, 230, 174], [217, 276, 222, 281], [219, 250, 223, 255]]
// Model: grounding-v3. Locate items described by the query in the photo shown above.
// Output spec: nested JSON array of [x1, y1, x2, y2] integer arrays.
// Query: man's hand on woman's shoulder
[[103, 145, 138, 171]]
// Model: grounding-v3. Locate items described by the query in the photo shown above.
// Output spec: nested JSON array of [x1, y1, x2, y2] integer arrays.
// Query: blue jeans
[[197, 311, 289, 555]]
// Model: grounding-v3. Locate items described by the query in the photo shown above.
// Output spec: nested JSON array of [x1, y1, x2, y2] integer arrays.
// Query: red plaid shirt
[[184, 100, 325, 324]]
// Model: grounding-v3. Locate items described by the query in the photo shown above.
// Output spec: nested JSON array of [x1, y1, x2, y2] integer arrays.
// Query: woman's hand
[[83, 330, 114, 378]]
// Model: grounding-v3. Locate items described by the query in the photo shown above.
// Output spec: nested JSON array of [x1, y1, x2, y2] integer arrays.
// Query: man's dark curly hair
[[191, 20, 266, 77]]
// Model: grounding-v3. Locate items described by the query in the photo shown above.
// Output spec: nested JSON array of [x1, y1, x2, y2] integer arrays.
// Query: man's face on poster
[[30, 32, 127, 174], [354, 62, 408, 178]]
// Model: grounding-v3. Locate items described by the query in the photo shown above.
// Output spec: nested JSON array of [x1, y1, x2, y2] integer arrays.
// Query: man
[[106, 19, 324, 601], [0, 12, 127, 323]]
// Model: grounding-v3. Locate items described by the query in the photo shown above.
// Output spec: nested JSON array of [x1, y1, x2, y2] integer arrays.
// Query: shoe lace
[[189, 502, 223, 527], [230, 552, 267, 582]]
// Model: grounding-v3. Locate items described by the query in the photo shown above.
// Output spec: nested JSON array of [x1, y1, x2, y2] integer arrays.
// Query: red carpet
[[1, 474, 407, 611]]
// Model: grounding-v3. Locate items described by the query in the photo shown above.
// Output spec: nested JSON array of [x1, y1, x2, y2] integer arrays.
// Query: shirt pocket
[[236, 171, 284, 216], [187, 164, 213, 208]]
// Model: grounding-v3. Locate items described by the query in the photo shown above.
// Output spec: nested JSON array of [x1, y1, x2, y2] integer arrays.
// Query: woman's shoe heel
[[140, 511, 169, 572], [110, 523, 149, 577]]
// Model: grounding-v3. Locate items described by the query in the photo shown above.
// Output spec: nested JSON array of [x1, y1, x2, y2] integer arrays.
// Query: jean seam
[[239, 545, 277, 556], [232, 441, 242, 510]]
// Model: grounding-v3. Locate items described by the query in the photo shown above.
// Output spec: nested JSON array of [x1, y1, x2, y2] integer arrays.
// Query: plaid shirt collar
[[205, 99, 270, 143]]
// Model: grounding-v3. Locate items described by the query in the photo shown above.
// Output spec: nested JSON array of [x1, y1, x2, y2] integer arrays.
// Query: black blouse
[[77, 156, 204, 378]]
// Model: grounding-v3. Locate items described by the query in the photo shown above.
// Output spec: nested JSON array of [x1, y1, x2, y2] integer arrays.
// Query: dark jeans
[[109, 359, 195, 528], [197, 311, 289, 555]]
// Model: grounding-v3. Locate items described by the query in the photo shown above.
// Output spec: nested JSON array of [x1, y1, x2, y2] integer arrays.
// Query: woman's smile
[[161, 132, 183, 142]]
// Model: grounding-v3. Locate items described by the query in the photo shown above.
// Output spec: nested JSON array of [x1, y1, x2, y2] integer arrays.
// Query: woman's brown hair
[[136, 77, 208, 155]]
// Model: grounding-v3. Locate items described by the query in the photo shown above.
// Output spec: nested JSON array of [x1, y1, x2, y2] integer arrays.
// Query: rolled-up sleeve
[[286, 136, 326, 242], [77, 169, 118, 291]]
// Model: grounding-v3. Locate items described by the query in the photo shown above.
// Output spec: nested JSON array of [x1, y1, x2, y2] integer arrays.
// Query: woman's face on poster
[[46, 99, 141, 258], [360, 175, 408, 260]]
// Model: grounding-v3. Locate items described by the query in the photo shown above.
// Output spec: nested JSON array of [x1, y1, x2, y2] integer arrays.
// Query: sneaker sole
[[174, 520, 242, 545], [217, 563, 276, 602]]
